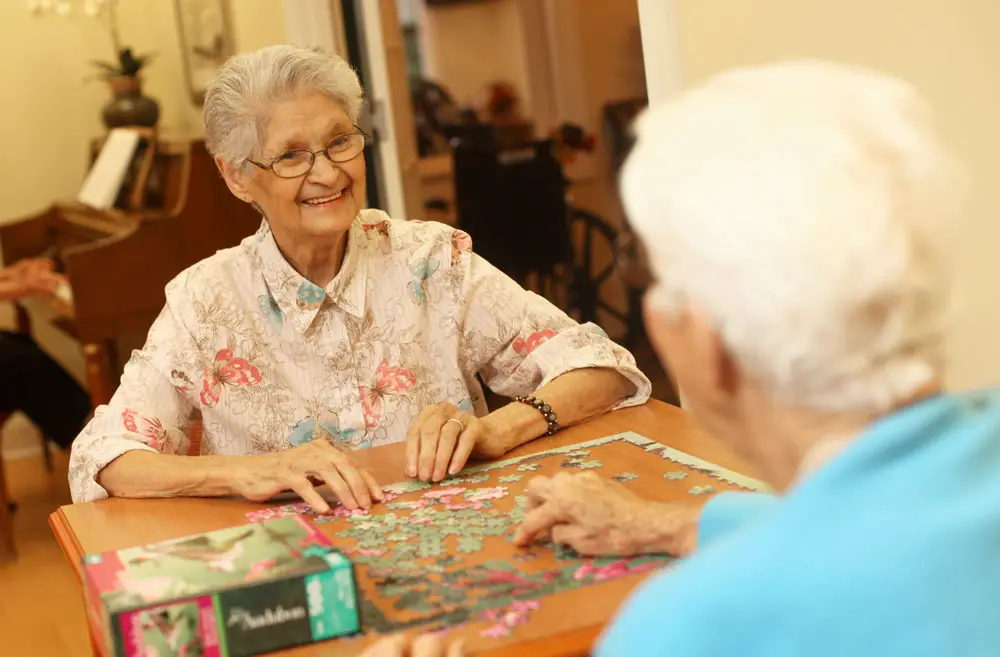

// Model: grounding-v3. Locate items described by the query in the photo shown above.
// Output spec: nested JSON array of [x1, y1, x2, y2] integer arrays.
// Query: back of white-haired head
[[204, 44, 364, 166], [621, 60, 966, 413]]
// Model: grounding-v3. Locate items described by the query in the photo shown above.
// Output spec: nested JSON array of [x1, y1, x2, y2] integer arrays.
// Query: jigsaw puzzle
[[245, 432, 766, 641]]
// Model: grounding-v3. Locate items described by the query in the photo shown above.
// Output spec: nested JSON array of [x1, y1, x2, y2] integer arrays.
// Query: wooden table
[[50, 400, 752, 656]]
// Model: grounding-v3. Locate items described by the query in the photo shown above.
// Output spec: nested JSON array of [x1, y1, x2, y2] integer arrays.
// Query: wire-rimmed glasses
[[248, 130, 370, 178]]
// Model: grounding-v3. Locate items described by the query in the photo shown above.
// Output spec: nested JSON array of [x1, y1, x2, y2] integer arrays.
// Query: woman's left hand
[[359, 634, 464, 657], [405, 402, 509, 481]]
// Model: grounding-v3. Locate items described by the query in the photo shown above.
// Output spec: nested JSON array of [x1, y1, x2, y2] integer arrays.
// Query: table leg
[[83, 343, 113, 409]]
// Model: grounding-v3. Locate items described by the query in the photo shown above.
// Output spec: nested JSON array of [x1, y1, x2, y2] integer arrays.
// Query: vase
[[102, 75, 160, 129]]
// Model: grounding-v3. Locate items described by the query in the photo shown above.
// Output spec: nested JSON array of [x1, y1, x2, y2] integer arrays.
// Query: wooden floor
[[0, 450, 92, 657]]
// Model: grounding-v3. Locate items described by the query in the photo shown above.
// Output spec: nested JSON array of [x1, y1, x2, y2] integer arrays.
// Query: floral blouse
[[69, 210, 650, 502]]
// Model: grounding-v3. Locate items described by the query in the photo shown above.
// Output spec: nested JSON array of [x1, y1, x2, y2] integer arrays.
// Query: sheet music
[[76, 128, 142, 210]]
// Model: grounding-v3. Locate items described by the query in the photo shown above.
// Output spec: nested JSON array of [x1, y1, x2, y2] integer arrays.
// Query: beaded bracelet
[[511, 395, 560, 436]]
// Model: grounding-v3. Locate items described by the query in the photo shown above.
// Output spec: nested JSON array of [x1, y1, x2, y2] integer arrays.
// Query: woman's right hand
[[513, 472, 702, 557], [232, 439, 384, 511]]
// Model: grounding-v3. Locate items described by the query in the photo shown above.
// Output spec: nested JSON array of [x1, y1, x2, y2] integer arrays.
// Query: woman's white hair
[[204, 44, 364, 166], [621, 60, 966, 413]]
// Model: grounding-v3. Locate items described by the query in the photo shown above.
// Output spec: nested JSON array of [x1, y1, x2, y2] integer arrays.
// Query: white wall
[[638, 0, 1000, 392]]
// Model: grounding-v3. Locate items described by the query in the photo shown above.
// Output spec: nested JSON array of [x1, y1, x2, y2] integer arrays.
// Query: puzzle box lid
[[82, 516, 341, 612]]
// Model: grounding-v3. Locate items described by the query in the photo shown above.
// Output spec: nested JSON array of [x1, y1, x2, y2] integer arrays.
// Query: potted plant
[[88, 0, 159, 128]]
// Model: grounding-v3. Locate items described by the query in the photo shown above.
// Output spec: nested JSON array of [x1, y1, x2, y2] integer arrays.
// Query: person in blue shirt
[[510, 60, 996, 657], [360, 60, 992, 657]]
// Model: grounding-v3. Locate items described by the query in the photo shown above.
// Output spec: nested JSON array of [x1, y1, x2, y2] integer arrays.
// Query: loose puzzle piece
[[465, 487, 508, 502], [612, 472, 639, 483], [481, 600, 541, 638], [663, 471, 688, 481], [424, 487, 467, 500], [517, 463, 540, 472], [497, 474, 523, 484], [560, 452, 604, 470], [689, 485, 716, 495], [418, 537, 446, 559], [457, 535, 484, 554]]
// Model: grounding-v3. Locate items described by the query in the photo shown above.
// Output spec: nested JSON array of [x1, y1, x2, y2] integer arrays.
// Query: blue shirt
[[598, 389, 1000, 657]]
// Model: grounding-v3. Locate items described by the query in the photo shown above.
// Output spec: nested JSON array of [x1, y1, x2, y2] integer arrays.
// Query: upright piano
[[0, 138, 261, 408]]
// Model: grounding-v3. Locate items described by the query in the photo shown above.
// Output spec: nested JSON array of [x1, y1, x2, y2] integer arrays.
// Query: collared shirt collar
[[253, 217, 367, 333]]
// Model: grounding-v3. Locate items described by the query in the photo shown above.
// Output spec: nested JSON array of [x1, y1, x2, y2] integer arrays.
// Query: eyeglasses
[[614, 228, 655, 291], [248, 130, 370, 178]]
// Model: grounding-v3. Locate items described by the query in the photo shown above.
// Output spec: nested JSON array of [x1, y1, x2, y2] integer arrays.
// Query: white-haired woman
[[503, 61, 1000, 657], [68, 45, 649, 508]]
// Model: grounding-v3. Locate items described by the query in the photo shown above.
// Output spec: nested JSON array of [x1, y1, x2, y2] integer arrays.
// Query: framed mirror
[[173, 0, 235, 105]]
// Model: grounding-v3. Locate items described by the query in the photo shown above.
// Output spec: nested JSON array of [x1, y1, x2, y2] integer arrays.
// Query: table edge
[[49, 507, 85, 582], [478, 625, 599, 657]]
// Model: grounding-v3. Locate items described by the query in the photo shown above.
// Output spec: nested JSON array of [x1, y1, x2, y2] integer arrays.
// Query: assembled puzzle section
[[246, 432, 766, 644], [82, 516, 360, 657]]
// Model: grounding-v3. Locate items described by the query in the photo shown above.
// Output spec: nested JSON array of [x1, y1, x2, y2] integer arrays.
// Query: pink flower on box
[[246, 558, 278, 580]]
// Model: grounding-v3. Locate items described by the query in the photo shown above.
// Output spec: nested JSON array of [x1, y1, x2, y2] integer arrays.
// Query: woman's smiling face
[[232, 91, 367, 242]]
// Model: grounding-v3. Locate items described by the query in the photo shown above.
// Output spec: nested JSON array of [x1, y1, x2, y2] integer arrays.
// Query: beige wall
[[0, 1, 285, 458], [568, 0, 646, 218], [420, 1, 532, 110], [672, 0, 1000, 391]]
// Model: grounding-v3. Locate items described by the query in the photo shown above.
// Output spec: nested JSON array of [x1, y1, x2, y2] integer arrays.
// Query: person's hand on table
[[406, 402, 510, 482], [231, 439, 384, 512], [360, 634, 464, 657], [513, 472, 703, 557]]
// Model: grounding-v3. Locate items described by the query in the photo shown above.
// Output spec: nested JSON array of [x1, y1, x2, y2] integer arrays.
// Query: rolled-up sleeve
[[457, 237, 650, 406], [68, 301, 198, 503]]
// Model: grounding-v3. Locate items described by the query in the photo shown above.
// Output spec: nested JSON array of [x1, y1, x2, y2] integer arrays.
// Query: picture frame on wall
[[173, 0, 236, 105]]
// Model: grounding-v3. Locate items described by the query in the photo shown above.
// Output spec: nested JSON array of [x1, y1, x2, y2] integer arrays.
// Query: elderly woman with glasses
[[68, 45, 649, 508], [363, 60, 1000, 657]]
